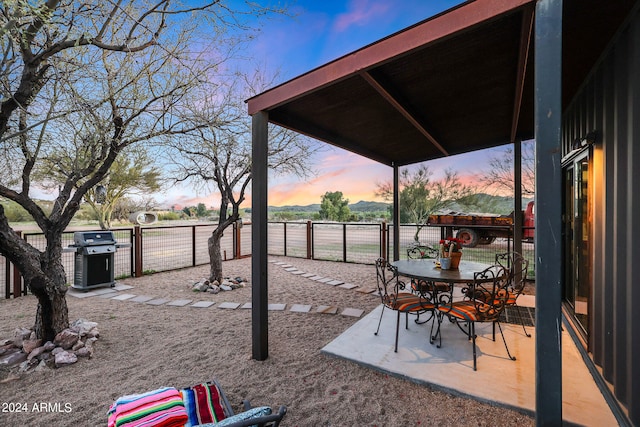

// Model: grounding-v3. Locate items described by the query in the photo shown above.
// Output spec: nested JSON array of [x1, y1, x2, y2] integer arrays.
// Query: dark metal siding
[[562, 5, 640, 424]]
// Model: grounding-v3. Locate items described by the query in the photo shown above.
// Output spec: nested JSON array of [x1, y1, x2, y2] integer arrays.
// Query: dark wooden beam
[[511, 5, 534, 143], [359, 71, 449, 157]]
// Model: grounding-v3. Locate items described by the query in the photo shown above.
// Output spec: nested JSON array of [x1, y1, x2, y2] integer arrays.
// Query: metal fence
[[3, 221, 534, 298]]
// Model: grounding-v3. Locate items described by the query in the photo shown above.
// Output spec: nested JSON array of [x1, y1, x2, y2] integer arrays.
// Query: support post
[[393, 164, 400, 261], [251, 111, 269, 361], [513, 138, 524, 284], [534, 0, 563, 424]]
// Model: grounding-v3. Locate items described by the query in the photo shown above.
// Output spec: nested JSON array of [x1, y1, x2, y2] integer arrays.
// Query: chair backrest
[[495, 252, 529, 295], [375, 258, 407, 304], [407, 245, 438, 259], [471, 264, 510, 322]]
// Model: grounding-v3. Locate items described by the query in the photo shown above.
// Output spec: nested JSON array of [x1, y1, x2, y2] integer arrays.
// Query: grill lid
[[73, 231, 116, 246]]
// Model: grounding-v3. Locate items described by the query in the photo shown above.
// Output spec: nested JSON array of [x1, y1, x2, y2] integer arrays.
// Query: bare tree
[[478, 140, 535, 197], [166, 71, 318, 283], [376, 166, 472, 243], [0, 1, 281, 340]]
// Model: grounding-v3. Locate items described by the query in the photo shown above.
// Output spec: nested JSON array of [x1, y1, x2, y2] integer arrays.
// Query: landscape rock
[[220, 284, 232, 291], [193, 279, 210, 292], [75, 347, 92, 358], [27, 346, 48, 361], [70, 319, 98, 337], [207, 285, 220, 294], [54, 329, 79, 350], [22, 339, 43, 354], [72, 341, 85, 351], [43, 341, 56, 351], [54, 351, 78, 367], [0, 351, 27, 367]]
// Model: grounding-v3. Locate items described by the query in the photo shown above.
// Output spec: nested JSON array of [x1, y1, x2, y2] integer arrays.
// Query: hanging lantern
[[95, 185, 107, 204]]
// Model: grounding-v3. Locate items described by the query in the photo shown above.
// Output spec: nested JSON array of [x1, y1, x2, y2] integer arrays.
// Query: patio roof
[[247, 0, 636, 167]]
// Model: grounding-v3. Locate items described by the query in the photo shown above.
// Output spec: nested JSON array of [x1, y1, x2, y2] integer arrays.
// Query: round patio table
[[391, 259, 494, 285]]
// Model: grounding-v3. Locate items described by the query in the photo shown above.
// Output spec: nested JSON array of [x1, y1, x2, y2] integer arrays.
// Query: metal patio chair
[[495, 252, 531, 337], [374, 258, 437, 352], [437, 264, 516, 370]]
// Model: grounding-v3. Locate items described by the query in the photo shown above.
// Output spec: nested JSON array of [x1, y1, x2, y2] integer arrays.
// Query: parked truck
[[426, 201, 535, 248]]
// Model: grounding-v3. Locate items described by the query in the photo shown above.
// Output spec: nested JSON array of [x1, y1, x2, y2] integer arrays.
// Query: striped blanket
[[107, 387, 188, 427], [181, 382, 229, 426]]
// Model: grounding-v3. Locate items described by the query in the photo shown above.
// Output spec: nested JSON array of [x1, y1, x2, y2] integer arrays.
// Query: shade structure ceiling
[[247, 0, 637, 167]]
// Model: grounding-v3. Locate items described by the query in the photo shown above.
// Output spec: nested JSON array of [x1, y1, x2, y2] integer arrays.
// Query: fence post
[[192, 226, 197, 267], [306, 221, 312, 259], [235, 222, 242, 259], [283, 222, 287, 257], [342, 224, 347, 262], [134, 226, 143, 277], [381, 222, 387, 260]]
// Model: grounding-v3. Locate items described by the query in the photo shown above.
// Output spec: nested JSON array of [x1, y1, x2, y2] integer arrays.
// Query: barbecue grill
[[67, 231, 128, 291]]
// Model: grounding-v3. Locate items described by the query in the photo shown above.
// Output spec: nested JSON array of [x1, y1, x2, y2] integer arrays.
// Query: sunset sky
[[161, 0, 512, 210]]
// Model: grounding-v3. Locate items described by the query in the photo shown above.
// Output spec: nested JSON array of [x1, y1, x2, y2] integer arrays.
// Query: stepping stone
[[268, 303, 287, 311], [338, 283, 358, 290], [357, 287, 377, 294], [111, 293, 136, 301], [317, 278, 333, 283], [130, 295, 155, 303], [290, 270, 305, 275], [98, 291, 120, 299], [301, 273, 315, 278], [146, 298, 171, 306], [67, 290, 99, 299], [273, 261, 286, 265], [218, 302, 241, 309], [327, 280, 344, 286], [112, 284, 134, 291], [92, 288, 119, 295], [191, 301, 215, 308], [284, 267, 298, 272], [316, 305, 338, 314], [240, 303, 252, 309], [290, 304, 312, 313], [341, 308, 364, 318], [280, 264, 293, 268], [166, 299, 192, 307], [309, 275, 324, 281]]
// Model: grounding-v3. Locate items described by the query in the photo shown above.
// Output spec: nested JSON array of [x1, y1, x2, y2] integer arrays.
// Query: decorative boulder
[[54, 330, 79, 350], [54, 350, 78, 367]]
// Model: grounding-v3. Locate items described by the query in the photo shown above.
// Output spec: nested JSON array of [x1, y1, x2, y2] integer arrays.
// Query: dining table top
[[390, 259, 494, 284]]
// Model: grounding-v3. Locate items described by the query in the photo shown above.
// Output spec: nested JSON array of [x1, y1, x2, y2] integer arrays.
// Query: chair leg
[[374, 305, 386, 336], [430, 311, 443, 348], [395, 310, 401, 352], [471, 322, 477, 371], [496, 322, 517, 361], [516, 305, 532, 337]]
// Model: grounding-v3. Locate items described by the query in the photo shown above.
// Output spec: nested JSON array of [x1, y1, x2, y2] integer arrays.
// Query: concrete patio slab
[[322, 305, 616, 427]]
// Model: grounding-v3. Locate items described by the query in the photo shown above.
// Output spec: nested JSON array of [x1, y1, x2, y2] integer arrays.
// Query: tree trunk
[[32, 274, 70, 341], [208, 230, 224, 283]]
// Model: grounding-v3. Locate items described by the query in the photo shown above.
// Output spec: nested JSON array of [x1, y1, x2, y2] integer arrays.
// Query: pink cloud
[[333, 0, 393, 33]]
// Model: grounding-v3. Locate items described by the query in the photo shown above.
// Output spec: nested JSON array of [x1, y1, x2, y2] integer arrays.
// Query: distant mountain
[[267, 195, 533, 216], [268, 200, 390, 213]]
